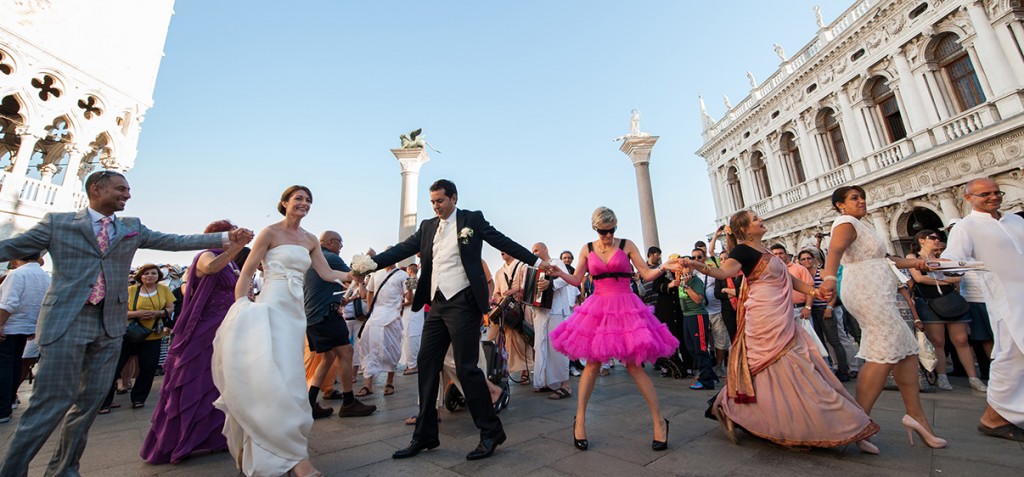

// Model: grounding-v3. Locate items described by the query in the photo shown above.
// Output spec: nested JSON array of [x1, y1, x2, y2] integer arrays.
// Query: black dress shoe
[[493, 388, 510, 414], [466, 431, 506, 460], [392, 439, 441, 459]]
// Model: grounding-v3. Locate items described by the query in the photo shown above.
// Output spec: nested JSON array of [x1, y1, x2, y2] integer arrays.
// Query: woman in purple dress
[[141, 220, 246, 464]]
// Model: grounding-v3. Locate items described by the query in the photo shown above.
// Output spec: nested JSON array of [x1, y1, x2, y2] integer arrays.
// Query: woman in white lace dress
[[819, 185, 948, 449]]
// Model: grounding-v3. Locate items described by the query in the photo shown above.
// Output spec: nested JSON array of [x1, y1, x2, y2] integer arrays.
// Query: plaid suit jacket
[[0, 209, 224, 345]]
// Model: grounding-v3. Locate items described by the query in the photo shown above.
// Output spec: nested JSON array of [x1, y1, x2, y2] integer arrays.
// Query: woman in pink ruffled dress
[[549, 207, 680, 452]]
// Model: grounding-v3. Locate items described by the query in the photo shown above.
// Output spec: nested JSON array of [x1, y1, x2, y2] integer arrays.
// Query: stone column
[[391, 148, 430, 266], [966, 1, 1017, 96], [62, 145, 87, 190], [793, 114, 822, 180], [892, 52, 928, 134], [708, 166, 724, 219], [870, 210, 897, 256], [2, 130, 40, 202], [836, 89, 866, 160], [933, 191, 963, 224], [992, 22, 1024, 89], [619, 135, 661, 251], [36, 163, 59, 183], [761, 136, 786, 195]]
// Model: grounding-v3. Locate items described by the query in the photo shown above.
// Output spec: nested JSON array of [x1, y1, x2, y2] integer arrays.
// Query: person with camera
[[100, 264, 175, 413], [676, 258, 717, 390]]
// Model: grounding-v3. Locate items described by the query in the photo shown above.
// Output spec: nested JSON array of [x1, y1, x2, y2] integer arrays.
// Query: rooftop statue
[[774, 43, 787, 62], [814, 5, 825, 29], [747, 71, 757, 88]]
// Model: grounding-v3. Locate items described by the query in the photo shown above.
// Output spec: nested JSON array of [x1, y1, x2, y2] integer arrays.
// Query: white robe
[[943, 210, 1024, 425]]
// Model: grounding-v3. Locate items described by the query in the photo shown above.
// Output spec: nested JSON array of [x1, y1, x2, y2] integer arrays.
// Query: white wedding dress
[[212, 245, 313, 477]]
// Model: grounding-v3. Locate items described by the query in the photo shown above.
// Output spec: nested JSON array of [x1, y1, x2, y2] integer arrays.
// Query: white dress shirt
[[0, 262, 51, 335], [547, 259, 572, 316]]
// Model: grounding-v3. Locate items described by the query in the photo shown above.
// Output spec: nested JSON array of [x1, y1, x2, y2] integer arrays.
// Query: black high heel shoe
[[652, 418, 669, 451], [572, 417, 588, 451]]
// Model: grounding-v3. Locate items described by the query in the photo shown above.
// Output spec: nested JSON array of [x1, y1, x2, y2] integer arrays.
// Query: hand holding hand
[[228, 228, 255, 245], [916, 259, 932, 272], [662, 257, 685, 273], [817, 282, 836, 301], [800, 308, 811, 319]]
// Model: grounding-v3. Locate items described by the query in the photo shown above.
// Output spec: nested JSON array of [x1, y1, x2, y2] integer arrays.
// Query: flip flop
[[402, 368, 418, 375], [978, 423, 1024, 442], [534, 387, 554, 393], [549, 388, 572, 400], [355, 386, 373, 397], [98, 407, 111, 415], [384, 384, 395, 396]]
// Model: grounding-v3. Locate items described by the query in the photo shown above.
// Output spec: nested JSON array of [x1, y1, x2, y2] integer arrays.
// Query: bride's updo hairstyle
[[278, 185, 313, 215], [726, 210, 754, 251], [831, 185, 866, 213], [591, 207, 617, 230]]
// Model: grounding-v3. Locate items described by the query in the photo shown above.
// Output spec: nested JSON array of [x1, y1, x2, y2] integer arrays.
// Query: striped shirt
[[811, 269, 828, 307]]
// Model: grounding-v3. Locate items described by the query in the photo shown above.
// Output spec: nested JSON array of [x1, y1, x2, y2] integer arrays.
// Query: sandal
[[132, 402, 145, 409], [384, 384, 395, 396], [355, 386, 373, 397], [978, 423, 1024, 442], [534, 387, 554, 393], [98, 407, 111, 415], [549, 388, 572, 400]]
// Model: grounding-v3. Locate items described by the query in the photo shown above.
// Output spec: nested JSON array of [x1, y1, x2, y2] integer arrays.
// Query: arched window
[[751, 151, 772, 199], [934, 33, 985, 111], [819, 108, 849, 166], [727, 166, 744, 209], [780, 132, 806, 185], [870, 77, 907, 143]]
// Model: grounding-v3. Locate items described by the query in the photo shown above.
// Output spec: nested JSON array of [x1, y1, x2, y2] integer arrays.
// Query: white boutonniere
[[458, 227, 474, 245]]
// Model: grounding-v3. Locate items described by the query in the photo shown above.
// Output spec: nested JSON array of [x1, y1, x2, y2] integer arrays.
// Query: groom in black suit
[[372, 179, 550, 461]]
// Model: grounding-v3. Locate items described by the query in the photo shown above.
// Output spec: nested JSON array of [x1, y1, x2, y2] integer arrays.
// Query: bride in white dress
[[212, 185, 354, 477]]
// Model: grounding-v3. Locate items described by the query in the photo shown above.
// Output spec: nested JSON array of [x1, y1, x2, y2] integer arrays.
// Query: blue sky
[[127, 0, 833, 268]]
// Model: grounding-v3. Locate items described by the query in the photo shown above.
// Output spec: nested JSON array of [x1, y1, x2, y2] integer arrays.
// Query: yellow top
[[127, 283, 175, 341]]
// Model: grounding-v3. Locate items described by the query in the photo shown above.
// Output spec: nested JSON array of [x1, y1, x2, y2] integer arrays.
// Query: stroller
[[444, 297, 515, 412]]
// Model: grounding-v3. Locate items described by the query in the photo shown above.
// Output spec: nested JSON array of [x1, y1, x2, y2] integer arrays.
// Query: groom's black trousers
[[413, 288, 501, 442]]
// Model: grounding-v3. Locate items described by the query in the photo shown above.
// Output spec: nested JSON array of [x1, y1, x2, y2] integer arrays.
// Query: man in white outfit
[[401, 263, 423, 375], [530, 243, 572, 398], [942, 178, 1024, 441], [359, 263, 408, 396]]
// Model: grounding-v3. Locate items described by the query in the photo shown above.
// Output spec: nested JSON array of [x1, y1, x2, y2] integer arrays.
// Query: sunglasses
[[595, 227, 616, 236], [925, 235, 939, 241]]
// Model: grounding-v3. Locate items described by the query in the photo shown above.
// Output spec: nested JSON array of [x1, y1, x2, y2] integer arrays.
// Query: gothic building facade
[[0, 0, 175, 238], [697, 0, 1024, 255]]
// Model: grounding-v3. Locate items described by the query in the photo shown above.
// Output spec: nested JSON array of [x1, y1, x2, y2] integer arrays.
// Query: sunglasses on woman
[[595, 227, 617, 236]]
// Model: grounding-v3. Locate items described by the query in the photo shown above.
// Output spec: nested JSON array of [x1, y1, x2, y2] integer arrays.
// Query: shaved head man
[[530, 242, 573, 399], [943, 178, 1024, 442]]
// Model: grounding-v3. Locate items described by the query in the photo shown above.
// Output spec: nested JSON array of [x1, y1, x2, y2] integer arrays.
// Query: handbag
[[124, 285, 158, 343], [917, 329, 937, 372], [499, 263, 526, 329], [926, 281, 969, 320]]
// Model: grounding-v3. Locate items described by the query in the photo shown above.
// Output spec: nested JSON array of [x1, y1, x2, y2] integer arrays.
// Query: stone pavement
[[2, 368, 1022, 476]]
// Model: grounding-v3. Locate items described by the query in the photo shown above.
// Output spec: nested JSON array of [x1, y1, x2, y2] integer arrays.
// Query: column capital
[[619, 135, 659, 166], [391, 148, 431, 174]]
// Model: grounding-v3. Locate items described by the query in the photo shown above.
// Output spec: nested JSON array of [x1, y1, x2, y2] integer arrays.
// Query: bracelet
[[823, 276, 838, 282], [804, 305, 812, 310], [825, 306, 833, 310]]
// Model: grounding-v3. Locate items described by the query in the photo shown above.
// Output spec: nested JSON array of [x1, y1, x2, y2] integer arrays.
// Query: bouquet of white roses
[[350, 254, 378, 275]]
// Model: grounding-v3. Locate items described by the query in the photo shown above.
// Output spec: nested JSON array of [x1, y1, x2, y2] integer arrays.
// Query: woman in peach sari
[[685, 210, 879, 453]]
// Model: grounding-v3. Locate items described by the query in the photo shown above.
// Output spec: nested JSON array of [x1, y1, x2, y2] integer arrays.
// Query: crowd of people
[[0, 172, 1020, 477]]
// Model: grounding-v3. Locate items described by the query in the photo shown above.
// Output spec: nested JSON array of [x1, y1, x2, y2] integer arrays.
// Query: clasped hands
[[228, 228, 255, 246]]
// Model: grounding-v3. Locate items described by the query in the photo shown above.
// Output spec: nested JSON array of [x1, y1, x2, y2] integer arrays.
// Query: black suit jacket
[[372, 209, 538, 313]]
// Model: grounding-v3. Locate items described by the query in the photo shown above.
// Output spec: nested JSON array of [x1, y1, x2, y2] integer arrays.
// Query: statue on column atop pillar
[[615, 109, 651, 141], [399, 128, 442, 153]]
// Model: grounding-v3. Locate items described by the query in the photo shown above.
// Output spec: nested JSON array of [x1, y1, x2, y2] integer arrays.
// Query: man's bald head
[[319, 230, 342, 253], [963, 177, 1003, 217], [966, 178, 998, 194], [532, 242, 549, 258]]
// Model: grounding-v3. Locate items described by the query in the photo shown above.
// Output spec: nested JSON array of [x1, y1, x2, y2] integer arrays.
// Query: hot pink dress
[[550, 246, 678, 366]]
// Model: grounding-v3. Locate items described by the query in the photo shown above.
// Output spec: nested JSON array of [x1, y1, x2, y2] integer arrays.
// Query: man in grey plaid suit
[[0, 171, 253, 477]]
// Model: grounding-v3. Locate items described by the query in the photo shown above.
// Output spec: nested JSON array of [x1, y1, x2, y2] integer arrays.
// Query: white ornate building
[[697, 0, 1024, 255], [0, 0, 174, 238]]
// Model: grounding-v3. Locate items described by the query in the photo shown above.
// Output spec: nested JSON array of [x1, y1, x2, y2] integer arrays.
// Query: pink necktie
[[87, 217, 112, 305]]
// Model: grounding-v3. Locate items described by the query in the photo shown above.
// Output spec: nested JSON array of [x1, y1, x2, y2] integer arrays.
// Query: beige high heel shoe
[[901, 414, 947, 448], [712, 405, 737, 445]]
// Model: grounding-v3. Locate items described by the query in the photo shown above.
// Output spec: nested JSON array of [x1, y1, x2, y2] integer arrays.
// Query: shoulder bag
[[926, 279, 969, 320], [125, 286, 157, 343]]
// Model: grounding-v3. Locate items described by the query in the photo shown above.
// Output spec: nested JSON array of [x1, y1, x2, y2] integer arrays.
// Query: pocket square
[[125, 231, 139, 238]]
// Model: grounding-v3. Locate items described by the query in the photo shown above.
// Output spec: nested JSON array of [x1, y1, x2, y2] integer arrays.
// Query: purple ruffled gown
[[551, 246, 678, 365], [141, 250, 238, 464]]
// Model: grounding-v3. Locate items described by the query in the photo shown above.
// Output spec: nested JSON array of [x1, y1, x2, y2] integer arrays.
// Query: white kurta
[[532, 259, 571, 390], [361, 268, 408, 378], [942, 210, 1024, 425]]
